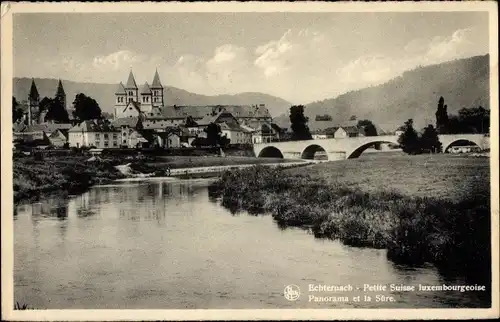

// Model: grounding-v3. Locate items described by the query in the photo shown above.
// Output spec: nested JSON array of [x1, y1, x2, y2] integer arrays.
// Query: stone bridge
[[253, 134, 489, 160]]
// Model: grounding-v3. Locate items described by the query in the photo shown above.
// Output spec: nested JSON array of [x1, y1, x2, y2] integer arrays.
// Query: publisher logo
[[284, 284, 300, 301]]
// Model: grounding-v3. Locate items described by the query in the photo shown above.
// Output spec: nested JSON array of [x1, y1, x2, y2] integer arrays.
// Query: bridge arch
[[257, 146, 284, 158], [443, 139, 482, 153], [301, 144, 328, 160], [347, 140, 399, 159]]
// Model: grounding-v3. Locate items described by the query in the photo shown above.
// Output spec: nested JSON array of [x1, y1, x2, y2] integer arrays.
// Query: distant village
[[12, 71, 374, 151]]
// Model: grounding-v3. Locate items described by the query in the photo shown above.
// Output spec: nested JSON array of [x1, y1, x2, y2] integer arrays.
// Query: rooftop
[[69, 120, 119, 133]]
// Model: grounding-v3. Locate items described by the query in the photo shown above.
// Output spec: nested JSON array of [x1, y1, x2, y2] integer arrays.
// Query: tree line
[[436, 96, 489, 134], [289, 105, 378, 140], [12, 93, 104, 124], [398, 96, 489, 154]]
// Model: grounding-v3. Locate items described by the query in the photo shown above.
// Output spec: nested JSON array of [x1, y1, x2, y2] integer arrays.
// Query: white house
[[68, 120, 121, 148], [219, 122, 252, 144], [334, 126, 362, 138]]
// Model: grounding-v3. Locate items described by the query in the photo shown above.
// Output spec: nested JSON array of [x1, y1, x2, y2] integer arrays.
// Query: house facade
[[68, 120, 121, 148], [48, 129, 69, 147], [250, 122, 281, 144], [14, 123, 72, 145], [334, 126, 363, 138], [219, 122, 252, 144]]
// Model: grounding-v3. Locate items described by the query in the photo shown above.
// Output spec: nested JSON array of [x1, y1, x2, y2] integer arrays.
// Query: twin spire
[[124, 69, 163, 90], [28, 78, 65, 101]]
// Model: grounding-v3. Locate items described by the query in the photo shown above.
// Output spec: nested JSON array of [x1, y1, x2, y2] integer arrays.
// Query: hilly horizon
[[14, 54, 489, 130], [274, 54, 490, 133], [12, 78, 292, 118]]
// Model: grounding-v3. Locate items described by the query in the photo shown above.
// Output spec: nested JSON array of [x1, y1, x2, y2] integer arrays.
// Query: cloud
[[254, 28, 329, 79], [205, 44, 254, 92], [92, 50, 148, 70], [337, 55, 394, 85], [24, 26, 488, 104], [337, 27, 488, 90], [423, 27, 483, 63]]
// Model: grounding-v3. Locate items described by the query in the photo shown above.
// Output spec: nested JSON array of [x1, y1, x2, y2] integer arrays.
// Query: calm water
[[14, 179, 489, 309]]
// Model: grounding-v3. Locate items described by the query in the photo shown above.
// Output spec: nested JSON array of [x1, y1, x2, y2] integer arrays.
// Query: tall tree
[[289, 105, 312, 140], [397, 119, 421, 155], [204, 122, 230, 148], [357, 119, 378, 136], [73, 93, 102, 121], [44, 97, 70, 123], [420, 124, 442, 153], [358, 119, 379, 149], [39, 97, 52, 112], [12, 96, 23, 123], [435, 96, 449, 133]]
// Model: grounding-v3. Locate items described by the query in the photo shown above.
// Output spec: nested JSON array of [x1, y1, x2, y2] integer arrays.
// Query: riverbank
[[208, 154, 490, 283], [13, 156, 125, 203], [116, 160, 313, 181], [12, 154, 298, 203]]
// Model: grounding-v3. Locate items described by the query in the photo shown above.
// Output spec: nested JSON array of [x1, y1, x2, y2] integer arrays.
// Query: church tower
[[114, 82, 127, 119], [55, 79, 67, 110], [140, 82, 153, 113], [125, 70, 138, 103], [28, 78, 40, 125], [150, 69, 164, 108]]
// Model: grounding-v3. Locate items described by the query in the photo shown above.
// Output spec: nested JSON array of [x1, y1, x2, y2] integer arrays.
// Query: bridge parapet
[[254, 134, 489, 160]]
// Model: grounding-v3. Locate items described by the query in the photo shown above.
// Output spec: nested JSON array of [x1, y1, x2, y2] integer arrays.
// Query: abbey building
[[114, 70, 164, 119], [113, 70, 274, 133]]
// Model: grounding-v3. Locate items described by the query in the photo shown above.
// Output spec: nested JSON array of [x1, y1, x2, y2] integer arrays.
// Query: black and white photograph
[[1, 1, 499, 320]]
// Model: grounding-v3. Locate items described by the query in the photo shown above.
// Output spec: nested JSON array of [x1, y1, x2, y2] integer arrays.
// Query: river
[[14, 178, 489, 309]]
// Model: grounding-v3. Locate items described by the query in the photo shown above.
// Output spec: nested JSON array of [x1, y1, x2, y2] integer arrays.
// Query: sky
[[13, 12, 490, 104]]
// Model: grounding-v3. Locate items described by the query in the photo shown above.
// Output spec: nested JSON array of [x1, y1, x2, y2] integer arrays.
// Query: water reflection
[[14, 179, 490, 309]]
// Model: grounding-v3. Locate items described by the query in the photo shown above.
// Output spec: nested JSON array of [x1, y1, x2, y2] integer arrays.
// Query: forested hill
[[274, 54, 490, 132]]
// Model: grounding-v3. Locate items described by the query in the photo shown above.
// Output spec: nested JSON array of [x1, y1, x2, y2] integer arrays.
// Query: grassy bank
[[13, 154, 295, 203], [13, 155, 125, 203], [129, 155, 294, 174], [208, 154, 490, 283]]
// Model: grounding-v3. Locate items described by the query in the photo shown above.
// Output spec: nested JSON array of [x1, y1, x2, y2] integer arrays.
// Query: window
[[113, 134, 118, 139], [129, 91, 133, 96], [96, 141, 100, 146], [104, 134, 109, 140], [129, 98, 133, 103], [113, 141, 118, 147], [96, 133, 100, 139], [104, 142, 109, 147], [123, 139, 127, 143]]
